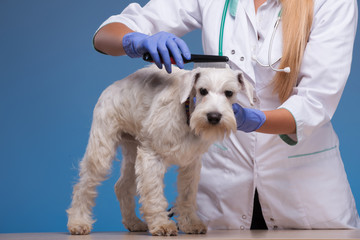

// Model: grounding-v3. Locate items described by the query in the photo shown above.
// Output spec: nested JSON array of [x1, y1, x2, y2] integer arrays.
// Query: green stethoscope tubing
[[219, 0, 230, 56]]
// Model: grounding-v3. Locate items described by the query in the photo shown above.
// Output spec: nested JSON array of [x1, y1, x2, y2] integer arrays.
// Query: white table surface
[[1, 230, 360, 240]]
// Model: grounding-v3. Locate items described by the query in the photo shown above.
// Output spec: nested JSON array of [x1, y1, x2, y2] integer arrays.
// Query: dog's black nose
[[207, 112, 222, 125]]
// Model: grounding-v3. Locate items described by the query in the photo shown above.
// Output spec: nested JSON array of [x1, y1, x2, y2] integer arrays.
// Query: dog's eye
[[225, 91, 233, 98], [199, 88, 208, 96]]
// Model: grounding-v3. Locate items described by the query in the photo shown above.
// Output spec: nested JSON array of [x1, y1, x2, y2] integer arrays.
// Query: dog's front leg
[[175, 158, 207, 234], [135, 146, 178, 236]]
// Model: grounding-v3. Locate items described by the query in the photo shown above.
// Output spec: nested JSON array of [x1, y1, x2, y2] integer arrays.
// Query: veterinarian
[[93, 0, 360, 230]]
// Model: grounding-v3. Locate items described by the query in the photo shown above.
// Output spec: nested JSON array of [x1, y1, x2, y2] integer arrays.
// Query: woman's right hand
[[122, 31, 191, 73]]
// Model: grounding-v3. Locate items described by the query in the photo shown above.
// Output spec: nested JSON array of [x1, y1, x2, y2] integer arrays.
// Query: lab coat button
[[231, 50, 236, 54], [270, 218, 275, 221], [242, 215, 247, 219], [253, 97, 258, 103], [240, 226, 245, 230], [273, 225, 278, 230], [240, 56, 245, 61]]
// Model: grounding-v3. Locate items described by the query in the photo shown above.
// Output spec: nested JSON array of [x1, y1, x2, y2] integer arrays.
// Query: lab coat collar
[[233, 0, 282, 85]]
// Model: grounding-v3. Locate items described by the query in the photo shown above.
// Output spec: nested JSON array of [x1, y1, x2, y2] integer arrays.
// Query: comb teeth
[[193, 62, 229, 69]]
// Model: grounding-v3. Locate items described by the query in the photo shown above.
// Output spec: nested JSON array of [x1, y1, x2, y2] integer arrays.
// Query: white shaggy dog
[[67, 65, 253, 236]]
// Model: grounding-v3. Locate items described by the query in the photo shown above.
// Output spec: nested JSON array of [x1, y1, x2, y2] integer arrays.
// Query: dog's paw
[[178, 221, 207, 234], [124, 219, 148, 232], [68, 223, 92, 235], [149, 221, 178, 236], [67, 207, 94, 235]]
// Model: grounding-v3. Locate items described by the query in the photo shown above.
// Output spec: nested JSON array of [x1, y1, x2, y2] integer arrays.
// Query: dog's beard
[[190, 113, 236, 142]]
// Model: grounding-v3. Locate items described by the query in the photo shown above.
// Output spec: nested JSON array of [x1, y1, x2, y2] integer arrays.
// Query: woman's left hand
[[232, 103, 266, 132]]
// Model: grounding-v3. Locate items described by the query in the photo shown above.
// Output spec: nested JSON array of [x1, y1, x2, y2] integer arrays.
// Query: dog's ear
[[179, 69, 200, 104], [236, 71, 254, 106]]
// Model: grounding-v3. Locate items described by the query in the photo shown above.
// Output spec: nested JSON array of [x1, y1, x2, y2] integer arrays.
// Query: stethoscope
[[219, 0, 291, 73]]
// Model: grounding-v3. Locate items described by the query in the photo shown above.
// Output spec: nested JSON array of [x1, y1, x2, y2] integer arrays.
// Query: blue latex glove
[[122, 31, 191, 73], [232, 103, 266, 133]]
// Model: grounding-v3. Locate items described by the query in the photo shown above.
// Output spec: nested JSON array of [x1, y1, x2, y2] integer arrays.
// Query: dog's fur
[[67, 65, 253, 236]]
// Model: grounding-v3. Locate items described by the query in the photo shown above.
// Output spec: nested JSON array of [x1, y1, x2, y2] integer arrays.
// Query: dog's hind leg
[[115, 138, 148, 232], [176, 158, 207, 234], [67, 113, 119, 235], [135, 146, 178, 236]]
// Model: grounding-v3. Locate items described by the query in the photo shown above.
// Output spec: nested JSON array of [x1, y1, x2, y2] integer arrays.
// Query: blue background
[[0, 0, 359, 234]]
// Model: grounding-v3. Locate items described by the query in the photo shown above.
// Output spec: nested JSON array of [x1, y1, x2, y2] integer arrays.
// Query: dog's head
[[179, 67, 254, 142]]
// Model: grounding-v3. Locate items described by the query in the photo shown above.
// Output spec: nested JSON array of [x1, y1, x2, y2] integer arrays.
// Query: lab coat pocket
[[286, 145, 353, 227]]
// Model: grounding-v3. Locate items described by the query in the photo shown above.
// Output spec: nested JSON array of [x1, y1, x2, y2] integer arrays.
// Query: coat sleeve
[[95, 0, 203, 37], [278, 0, 358, 145]]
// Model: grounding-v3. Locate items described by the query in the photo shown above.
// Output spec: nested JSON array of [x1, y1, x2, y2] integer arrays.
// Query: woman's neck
[[254, 0, 267, 13]]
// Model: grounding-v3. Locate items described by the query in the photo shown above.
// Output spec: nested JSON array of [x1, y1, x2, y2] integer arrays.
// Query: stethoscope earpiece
[[283, 67, 291, 73]]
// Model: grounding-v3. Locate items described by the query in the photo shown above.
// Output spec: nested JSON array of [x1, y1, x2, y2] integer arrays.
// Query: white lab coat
[[96, 0, 360, 230]]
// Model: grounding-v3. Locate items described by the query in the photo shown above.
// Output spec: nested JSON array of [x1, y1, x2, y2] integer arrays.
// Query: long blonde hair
[[273, 0, 314, 102]]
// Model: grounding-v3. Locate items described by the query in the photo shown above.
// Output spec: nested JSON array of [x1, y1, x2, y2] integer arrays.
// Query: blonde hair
[[273, 0, 314, 102]]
